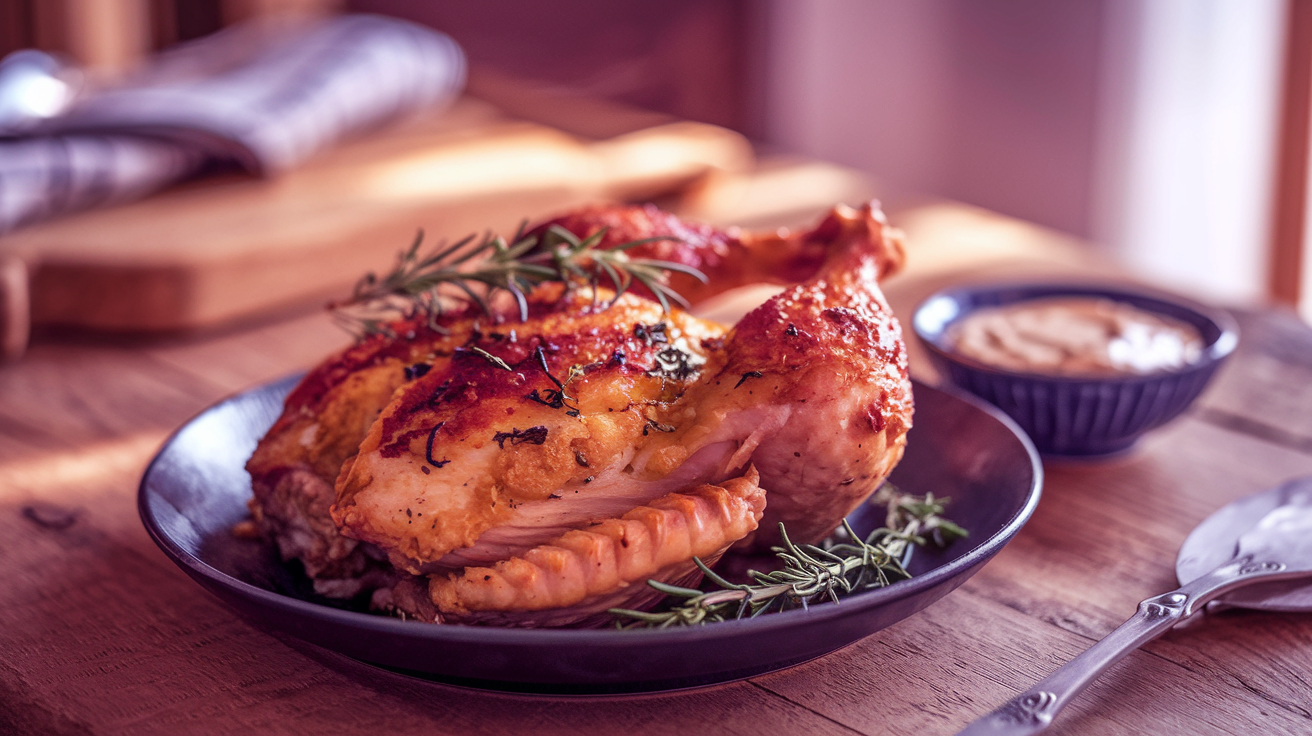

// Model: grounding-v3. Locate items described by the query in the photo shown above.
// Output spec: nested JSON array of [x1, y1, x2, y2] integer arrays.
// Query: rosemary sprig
[[609, 484, 967, 629], [330, 224, 707, 338]]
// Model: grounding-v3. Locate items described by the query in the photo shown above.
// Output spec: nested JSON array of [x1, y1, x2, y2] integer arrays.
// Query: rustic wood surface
[[2, 202, 1311, 735]]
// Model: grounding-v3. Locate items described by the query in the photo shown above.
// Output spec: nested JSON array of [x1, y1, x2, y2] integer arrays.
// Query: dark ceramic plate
[[139, 376, 1041, 694]]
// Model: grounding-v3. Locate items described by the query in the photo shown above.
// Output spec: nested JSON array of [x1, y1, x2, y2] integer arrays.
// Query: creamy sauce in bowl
[[948, 297, 1205, 376]]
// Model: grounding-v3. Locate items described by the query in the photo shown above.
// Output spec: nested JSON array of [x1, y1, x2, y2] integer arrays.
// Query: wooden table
[[2, 202, 1311, 735]]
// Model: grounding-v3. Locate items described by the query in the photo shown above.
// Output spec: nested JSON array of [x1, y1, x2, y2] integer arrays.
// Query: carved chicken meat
[[246, 201, 912, 626]]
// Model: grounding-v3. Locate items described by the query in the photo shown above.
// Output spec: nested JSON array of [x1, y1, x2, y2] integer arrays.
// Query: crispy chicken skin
[[429, 468, 766, 627], [245, 333, 428, 595], [246, 201, 910, 624], [331, 287, 730, 575], [677, 205, 911, 547]]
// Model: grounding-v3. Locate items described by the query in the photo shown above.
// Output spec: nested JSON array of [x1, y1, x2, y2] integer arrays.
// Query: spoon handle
[[956, 555, 1296, 736]]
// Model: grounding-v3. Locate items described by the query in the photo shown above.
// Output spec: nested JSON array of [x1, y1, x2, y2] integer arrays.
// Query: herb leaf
[[609, 484, 967, 628], [330, 225, 706, 339]]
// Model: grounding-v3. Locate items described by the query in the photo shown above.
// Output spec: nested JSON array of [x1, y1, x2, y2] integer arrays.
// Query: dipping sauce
[[948, 297, 1205, 376]]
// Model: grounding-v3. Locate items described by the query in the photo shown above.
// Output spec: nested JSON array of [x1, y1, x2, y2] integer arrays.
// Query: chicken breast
[[331, 288, 731, 575], [247, 201, 911, 625]]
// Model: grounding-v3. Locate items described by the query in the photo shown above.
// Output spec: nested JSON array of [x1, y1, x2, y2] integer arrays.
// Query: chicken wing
[[429, 468, 765, 627]]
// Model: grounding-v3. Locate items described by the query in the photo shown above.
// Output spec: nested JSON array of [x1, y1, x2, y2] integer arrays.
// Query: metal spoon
[[958, 476, 1312, 735]]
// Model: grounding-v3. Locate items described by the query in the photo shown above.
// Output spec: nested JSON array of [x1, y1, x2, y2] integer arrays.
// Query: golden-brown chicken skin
[[246, 201, 911, 624], [429, 468, 766, 627], [331, 286, 732, 575]]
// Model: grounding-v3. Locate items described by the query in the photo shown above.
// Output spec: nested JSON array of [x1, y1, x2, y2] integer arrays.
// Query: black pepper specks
[[634, 322, 668, 346], [404, 363, 432, 381]]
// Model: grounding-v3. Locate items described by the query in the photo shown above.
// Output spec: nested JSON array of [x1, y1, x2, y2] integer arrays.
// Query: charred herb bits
[[648, 345, 702, 381], [493, 426, 550, 449]]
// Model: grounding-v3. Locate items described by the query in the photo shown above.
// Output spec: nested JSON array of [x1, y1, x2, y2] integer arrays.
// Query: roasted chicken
[[246, 202, 912, 626]]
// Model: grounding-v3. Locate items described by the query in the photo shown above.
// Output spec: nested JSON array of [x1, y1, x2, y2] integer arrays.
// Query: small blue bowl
[[912, 282, 1239, 457]]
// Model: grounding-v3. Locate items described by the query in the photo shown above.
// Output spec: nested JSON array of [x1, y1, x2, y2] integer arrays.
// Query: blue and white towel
[[0, 14, 466, 235]]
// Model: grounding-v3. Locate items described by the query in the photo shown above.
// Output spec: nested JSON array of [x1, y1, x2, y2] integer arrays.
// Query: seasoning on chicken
[[246, 201, 911, 626]]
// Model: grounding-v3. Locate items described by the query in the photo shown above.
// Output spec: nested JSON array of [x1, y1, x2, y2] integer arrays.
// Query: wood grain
[[748, 416, 1312, 735], [2, 201, 1312, 734], [1196, 307, 1312, 449], [0, 97, 750, 335], [0, 254, 29, 362], [0, 441, 854, 736]]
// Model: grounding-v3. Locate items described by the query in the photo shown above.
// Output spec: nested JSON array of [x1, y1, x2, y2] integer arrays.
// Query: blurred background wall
[[764, 0, 1106, 239], [763, 0, 1288, 310], [2, 0, 1308, 318], [349, 0, 760, 135], [351, 0, 1295, 312]]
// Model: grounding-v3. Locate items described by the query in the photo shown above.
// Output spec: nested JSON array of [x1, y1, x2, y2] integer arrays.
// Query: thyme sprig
[[330, 224, 707, 338], [610, 485, 967, 628]]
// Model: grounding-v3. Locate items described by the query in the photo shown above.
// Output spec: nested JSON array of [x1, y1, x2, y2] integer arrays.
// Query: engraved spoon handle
[[956, 556, 1298, 736]]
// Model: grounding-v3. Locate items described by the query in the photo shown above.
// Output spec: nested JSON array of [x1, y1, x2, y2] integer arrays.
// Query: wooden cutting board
[[0, 94, 752, 355]]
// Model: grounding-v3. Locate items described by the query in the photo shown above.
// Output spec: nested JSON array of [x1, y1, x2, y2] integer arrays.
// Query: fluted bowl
[[913, 282, 1238, 457]]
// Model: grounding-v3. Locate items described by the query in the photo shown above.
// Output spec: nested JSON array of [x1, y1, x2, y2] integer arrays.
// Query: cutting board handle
[[0, 255, 30, 362]]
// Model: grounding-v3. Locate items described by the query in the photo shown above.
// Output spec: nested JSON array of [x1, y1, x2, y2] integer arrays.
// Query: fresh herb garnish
[[609, 484, 967, 628], [330, 225, 707, 339], [523, 346, 584, 417], [464, 346, 512, 371]]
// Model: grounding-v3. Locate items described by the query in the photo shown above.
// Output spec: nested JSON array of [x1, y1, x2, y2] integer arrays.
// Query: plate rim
[[138, 374, 1043, 646]]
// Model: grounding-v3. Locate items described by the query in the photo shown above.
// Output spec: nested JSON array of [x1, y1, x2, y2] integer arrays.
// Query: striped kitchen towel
[[0, 14, 466, 235]]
